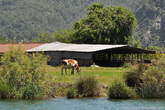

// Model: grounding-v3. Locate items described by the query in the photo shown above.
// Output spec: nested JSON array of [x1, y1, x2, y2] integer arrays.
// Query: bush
[[139, 81, 165, 98], [0, 44, 48, 99], [0, 80, 12, 98], [76, 76, 100, 97], [23, 83, 43, 99], [123, 53, 165, 99], [137, 53, 165, 98], [122, 62, 132, 68], [108, 80, 137, 99], [66, 87, 77, 98], [123, 63, 146, 87]]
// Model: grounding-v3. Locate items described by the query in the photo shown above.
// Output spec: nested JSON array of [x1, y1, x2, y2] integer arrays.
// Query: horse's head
[[77, 68, 81, 74]]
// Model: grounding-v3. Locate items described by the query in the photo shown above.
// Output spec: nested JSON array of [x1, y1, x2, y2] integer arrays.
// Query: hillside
[[134, 0, 165, 46], [0, 0, 143, 41]]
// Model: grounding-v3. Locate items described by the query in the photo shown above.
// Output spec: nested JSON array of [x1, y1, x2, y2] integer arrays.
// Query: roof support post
[[141, 52, 144, 63], [59, 51, 62, 65], [108, 53, 111, 62], [132, 54, 133, 63], [137, 54, 139, 63]]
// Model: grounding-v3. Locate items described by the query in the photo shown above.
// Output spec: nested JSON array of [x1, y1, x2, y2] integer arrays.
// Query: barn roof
[[0, 43, 47, 53], [27, 42, 156, 54]]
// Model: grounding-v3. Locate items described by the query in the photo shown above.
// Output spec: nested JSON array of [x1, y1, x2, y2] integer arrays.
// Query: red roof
[[0, 43, 46, 53]]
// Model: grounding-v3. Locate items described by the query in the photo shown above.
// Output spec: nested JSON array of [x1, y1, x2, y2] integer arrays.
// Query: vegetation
[[139, 81, 165, 98], [49, 66, 125, 85], [76, 76, 100, 97], [1, 44, 165, 99], [66, 76, 100, 98], [123, 63, 145, 87], [0, 45, 49, 99], [43, 66, 126, 98], [0, 0, 144, 42], [124, 53, 165, 98], [138, 53, 165, 98], [134, 0, 165, 46], [1, 50, 165, 99], [66, 87, 77, 98], [1, 0, 164, 48], [108, 80, 137, 99], [72, 3, 137, 44]]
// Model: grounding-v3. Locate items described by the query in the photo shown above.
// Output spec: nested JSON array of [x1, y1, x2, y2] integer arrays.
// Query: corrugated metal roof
[[27, 42, 128, 53]]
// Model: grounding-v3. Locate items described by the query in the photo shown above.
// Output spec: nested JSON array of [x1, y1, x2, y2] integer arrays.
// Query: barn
[[27, 42, 156, 67]]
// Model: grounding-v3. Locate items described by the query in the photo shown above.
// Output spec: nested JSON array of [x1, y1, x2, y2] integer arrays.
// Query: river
[[0, 97, 165, 110]]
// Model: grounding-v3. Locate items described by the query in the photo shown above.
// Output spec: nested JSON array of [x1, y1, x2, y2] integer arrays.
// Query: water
[[0, 97, 165, 110]]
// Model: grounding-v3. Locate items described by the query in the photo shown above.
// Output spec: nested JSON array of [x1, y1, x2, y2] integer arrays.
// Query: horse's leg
[[65, 68, 67, 75], [61, 66, 64, 75], [72, 67, 75, 75]]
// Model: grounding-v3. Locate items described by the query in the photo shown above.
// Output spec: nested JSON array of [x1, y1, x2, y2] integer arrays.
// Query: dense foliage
[[124, 53, 165, 98], [0, 0, 144, 42], [66, 76, 100, 98], [0, 45, 48, 98], [108, 80, 137, 99], [72, 3, 137, 44]]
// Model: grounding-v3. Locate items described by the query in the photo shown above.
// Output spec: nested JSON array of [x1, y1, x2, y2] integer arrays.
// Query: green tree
[[0, 36, 9, 43], [51, 29, 75, 43], [32, 33, 51, 43], [0, 36, 17, 43], [72, 2, 137, 44]]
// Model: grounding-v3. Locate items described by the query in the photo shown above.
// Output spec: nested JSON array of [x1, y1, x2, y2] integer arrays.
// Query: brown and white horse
[[61, 59, 81, 75]]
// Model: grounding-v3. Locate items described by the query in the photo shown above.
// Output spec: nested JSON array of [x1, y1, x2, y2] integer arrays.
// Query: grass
[[47, 66, 126, 85]]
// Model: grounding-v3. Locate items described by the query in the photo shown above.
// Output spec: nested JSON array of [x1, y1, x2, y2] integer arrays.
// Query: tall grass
[[139, 81, 165, 98], [66, 87, 77, 98], [0, 44, 48, 99], [66, 76, 100, 98], [108, 80, 137, 99], [76, 76, 100, 97], [123, 63, 147, 87], [124, 53, 165, 98], [137, 53, 165, 98]]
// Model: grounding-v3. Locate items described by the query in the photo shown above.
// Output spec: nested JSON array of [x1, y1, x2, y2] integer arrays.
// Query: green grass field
[[47, 66, 127, 85]]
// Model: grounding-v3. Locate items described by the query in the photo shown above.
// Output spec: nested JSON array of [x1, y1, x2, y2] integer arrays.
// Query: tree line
[[1, 1, 164, 51], [0, 0, 144, 42], [0, 3, 138, 45]]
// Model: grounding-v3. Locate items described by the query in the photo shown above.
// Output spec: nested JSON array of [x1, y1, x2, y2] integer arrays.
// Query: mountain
[[0, 0, 144, 41], [134, 0, 165, 46]]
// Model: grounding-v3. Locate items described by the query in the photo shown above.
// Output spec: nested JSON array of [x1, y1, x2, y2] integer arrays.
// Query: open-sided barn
[[27, 42, 156, 66]]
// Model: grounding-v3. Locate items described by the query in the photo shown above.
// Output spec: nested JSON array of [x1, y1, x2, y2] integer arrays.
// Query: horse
[[61, 59, 81, 75]]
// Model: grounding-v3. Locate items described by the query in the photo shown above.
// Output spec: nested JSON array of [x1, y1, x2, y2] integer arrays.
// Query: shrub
[[66, 87, 77, 98], [137, 53, 165, 98], [139, 81, 165, 98], [0, 80, 12, 98], [0, 44, 48, 99], [122, 62, 132, 68], [76, 76, 100, 97], [108, 80, 137, 99], [23, 83, 43, 99], [123, 63, 146, 87], [123, 53, 165, 99]]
